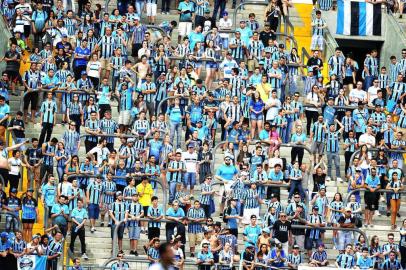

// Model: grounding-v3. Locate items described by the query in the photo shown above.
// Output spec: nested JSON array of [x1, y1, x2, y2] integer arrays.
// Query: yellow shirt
[[256, 83, 271, 103], [136, 183, 153, 207]]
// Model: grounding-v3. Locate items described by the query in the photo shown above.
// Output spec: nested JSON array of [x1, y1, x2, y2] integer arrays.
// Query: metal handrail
[[19, 88, 96, 112], [211, 140, 313, 173], [344, 188, 406, 205], [111, 217, 206, 258], [348, 148, 406, 170], [66, 173, 168, 212]]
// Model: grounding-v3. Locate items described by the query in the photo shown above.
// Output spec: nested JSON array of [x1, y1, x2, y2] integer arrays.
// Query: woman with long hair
[[8, 150, 26, 190], [282, 95, 294, 143], [87, 53, 102, 91], [357, 144, 371, 179], [249, 91, 265, 139], [21, 189, 38, 242], [65, 155, 79, 178], [369, 235, 383, 269], [387, 171, 403, 229], [264, 0, 280, 32], [237, 143, 252, 168], [55, 142, 69, 182], [305, 85, 323, 135], [343, 57, 357, 93], [83, 97, 99, 121], [204, 40, 217, 88], [328, 192, 344, 248], [288, 47, 302, 93]]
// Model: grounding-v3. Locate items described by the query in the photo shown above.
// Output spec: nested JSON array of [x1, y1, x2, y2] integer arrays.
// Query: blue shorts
[[206, 62, 218, 69], [128, 226, 141, 240], [305, 237, 322, 250], [250, 112, 263, 120], [183, 172, 196, 188], [88, 203, 100, 219]]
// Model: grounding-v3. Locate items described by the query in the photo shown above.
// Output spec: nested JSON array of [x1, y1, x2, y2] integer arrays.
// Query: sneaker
[[364, 224, 368, 228], [326, 176, 331, 182], [130, 250, 135, 255], [397, 213, 401, 218], [143, 245, 148, 254], [134, 251, 139, 256], [387, 212, 391, 217], [380, 196, 385, 202], [108, 224, 112, 228], [82, 253, 89, 260], [100, 222, 104, 227], [375, 210, 381, 216], [90, 227, 95, 233], [337, 177, 344, 183]]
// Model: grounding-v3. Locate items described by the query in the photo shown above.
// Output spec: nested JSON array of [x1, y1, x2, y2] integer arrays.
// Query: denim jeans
[[364, 75, 376, 90], [135, 1, 144, 16], [183, 172, 196, 189], [57, 166, 64, 182], [283, 119, 293, 143], [169, 122, 182, 149], [169, 181, 178, 203], [327, 152, 341, 178], [288, 180, 305, 200]]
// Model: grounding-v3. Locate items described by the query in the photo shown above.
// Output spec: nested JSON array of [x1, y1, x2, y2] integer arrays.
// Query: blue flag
[[18, 255, 47, 270]]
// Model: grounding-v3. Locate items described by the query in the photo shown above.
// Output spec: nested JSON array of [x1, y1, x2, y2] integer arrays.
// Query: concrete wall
[[0, 19, 11, 71], [322, 6, 406, 68]]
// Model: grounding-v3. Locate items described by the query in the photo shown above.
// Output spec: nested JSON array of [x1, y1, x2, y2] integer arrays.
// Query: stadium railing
[[111, 218, 206, 258]]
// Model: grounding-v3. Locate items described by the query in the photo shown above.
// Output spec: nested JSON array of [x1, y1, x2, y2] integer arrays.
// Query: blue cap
[[62, 34, 68, 38], [0, 232, 8, 238], [308, 67, 314, 72], [222, 11, 228, 16], [10, 187, 17, 193], [81, 70, 87, 76]]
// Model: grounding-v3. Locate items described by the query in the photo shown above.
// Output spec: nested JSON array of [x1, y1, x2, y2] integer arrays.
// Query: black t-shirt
[[8, 118, 25, 138], [5, 50, 21, 72], [259, 30, 274, 47], [337, 214, 355, 226], [25, 147, 42, 166], [312, 173, 326, 192], [273, 220, 291, 243], [307, 57, 323, 71]]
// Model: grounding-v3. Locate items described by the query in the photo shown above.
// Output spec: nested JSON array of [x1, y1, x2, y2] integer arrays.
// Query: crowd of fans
[[0, 0, 405, 270]]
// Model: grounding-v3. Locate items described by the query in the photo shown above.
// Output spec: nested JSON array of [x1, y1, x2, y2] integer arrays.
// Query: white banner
[[17, 255, 47, 270]]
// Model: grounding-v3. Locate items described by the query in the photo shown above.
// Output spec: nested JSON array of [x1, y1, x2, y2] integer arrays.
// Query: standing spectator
[[182, 144, 198, 194], [0, 96, 10, 144], [3, 43, 21, 96], [136, 177, 153, 233], [147, 196, 163, 242], [47, 231, 63, 270], [364, 168, 381, 228], [69, 198, 89, 260], [39, 92, 58, 146], [109, 191, 127, 254], [272, 211, 292, 255], [337, 208, 356, 252], [187, 200, 206, 257], [21, 188, 38, 242], [165, 200, 186, 244], [51, 195, 70, 237], [310, 10, 327, 52], [167, 151, 186, 203], [126, 193, 143, 256], [86, 176, 104, 233], [177, 0, 194, 44], [305, 206, 325, 256]]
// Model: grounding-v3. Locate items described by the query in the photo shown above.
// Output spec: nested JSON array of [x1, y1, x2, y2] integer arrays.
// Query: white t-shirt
[[306, 92, 320, 112], [265, 97, 281, 121], [218, 18, 232, 38], [367, 86, 379, 105], [349, 89, 367, 105], [358, 134, 376, 148], [88, 146, 110, 166], [87, 61, 101, 78], [182, 151, 198, 172], [8, 157, 21, 175]]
